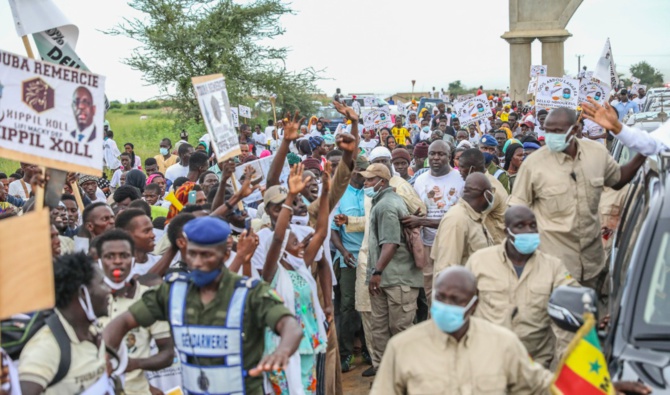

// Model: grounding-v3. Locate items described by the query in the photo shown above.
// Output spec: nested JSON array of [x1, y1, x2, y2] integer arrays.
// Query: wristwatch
[[372, 270, 383, 276]]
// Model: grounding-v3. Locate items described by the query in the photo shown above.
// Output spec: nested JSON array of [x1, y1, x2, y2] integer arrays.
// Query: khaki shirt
[[18, 310, 107, 394], [371, 318, 553, 395], [431, 198, 493, 274], [465, 243, 578, 366], [509, 141, 621, 281], [484, 173, 509, 244], [98, 284, 171, 395]]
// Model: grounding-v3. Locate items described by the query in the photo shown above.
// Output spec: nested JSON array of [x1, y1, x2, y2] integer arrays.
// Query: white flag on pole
[[8, 0, 78, 44], [593, 38, 620, 90]]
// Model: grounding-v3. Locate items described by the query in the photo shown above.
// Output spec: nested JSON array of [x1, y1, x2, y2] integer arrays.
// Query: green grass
[[0, 108, 178, 176]]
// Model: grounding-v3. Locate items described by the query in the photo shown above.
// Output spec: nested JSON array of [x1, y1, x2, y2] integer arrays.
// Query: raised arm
[[210, 166, 258, 218], [267, 111, 305, 187], [304, 162, 331, 265], [262, 164, 310, 282], [227, 229, 259, 275], [211, 160, 236, 211]]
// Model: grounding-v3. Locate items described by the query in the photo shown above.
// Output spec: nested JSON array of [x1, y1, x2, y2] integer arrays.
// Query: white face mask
[[99, 258, 134, 291], [291, 214, 309, 226], [78, 286, 98, 323]]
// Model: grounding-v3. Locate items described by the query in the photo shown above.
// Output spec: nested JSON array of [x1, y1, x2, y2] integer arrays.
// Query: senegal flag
[[551, 313, 615, 395]]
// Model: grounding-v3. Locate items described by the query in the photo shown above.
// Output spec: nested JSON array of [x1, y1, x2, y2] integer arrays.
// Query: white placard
[[362, 107, 392, 130], [535, 76, 580, 110], [454, 94, 493, 126], [234, 155, 290, 189], [630, 77, 641, 84], [456, 94, 475, 103], [530, 65, 548, 78], [527, 77, 538, 95], [0, 49, 106, 175], [579, 79, 611, 106], [192, 74, 241, 162], [363, 96, 375, 107], [238, 104, 251, 118], [230, 107, 240, 127]]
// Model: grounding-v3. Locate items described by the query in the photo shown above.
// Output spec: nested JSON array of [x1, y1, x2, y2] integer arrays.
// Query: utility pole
[[576, 54, 584, 73]]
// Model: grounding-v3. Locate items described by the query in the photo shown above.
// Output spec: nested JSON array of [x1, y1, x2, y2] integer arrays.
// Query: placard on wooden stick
[[0, 208, 54, 319]]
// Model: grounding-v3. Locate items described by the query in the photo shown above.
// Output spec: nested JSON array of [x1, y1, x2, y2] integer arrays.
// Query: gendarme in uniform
[[126, 217, 293, 395]]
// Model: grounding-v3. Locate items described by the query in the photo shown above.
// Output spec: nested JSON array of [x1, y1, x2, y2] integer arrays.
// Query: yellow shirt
[[509, 141, 622, 281], [391, 127, 410, 146], [484, 173, 509, 244], [98, 285, 171, 395], [466, 243, 578, 366], [431, 198, 493, 274], [371, 318, 553, 395], [153, 154, 179, 174], [18, 310, 106, 395]]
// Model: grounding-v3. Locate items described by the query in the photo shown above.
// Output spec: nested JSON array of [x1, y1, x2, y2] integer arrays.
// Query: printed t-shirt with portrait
[[413, 170, 465, 246]]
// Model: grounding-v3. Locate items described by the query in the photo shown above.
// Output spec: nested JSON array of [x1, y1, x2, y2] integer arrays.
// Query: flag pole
[[21, 36, 35, 59]]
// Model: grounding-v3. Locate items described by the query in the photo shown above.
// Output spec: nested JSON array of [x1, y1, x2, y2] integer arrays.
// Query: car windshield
[[642, 228, 670, 327], [316, 107, 342, 120]]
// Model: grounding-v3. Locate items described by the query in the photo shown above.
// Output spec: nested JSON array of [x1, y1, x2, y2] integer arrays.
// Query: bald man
[[431, 173, 493, 275], [465, 206, 578, 367], [371, 267, 553, 394], [71, 86, 97, 143]]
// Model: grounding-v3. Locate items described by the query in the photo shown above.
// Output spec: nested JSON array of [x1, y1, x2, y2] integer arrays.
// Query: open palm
[[288, 163, 310, 194], [282, 110, 305, 141]]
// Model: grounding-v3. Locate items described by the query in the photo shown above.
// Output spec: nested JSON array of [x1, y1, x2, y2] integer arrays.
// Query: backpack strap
[[46, 314, 71, 387], [493, 169, 505, 179]]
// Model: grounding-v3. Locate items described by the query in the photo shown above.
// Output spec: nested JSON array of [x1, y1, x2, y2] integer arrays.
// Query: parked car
[[416, 97, 445, 116], [315, 106, 344, 133]]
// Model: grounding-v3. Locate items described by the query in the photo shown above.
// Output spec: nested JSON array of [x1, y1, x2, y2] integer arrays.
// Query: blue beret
[[480, 134, 498, 147], [523, 142, 541, 150], [183, 216, 231, 245]]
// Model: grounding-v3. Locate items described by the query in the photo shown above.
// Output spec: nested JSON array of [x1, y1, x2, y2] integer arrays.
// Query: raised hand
[[333, 100, 359, 122], [239, 166, 259, 198], [321, 161, 332, 193], [236, 229, 260, 262], [336, 132, 357, 153], [220, 160, 235, 181], [288, 163, 310, 195], [282, 110, 306, 141], [581, 98, 622, 134]]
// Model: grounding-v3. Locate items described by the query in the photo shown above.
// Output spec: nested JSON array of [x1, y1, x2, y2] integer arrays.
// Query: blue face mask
[[563, 93, 571, 99], [546, 126, 574, 152], [188, 269, 222, 287], [430, 296, 478, 333], [507, 229, 541, 254], [159, 148, 169, 156], [363, 180, 382, 198], [422, 126, 430, 133]]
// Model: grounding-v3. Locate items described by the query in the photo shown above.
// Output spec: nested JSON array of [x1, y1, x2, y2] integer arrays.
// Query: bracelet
[[281, 204, 294, 212], [372, 270, 383, 276], [224, 201, 233, 210]]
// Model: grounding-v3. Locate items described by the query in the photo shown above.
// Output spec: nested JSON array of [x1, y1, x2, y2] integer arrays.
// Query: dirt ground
[[341, 354, 375, 395]]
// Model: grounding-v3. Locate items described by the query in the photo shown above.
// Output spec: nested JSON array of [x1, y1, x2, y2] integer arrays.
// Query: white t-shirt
[[251, 224, 323, 273], [110, 168, 125, 189], [265, 126, 276, 141], [584, 119, 606, 145], [413, 170, 465, 245], [164, 163, 189, 182], [359, 139, 379, 153], [225, 251, 260, 279], [252, 132, 267, 147], [132, 254, 161, 276], [8, 179, 31, 199]]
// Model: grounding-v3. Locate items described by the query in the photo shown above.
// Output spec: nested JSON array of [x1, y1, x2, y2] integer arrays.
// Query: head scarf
[[259, 150, 272, 158], [504, 143, 524, 171], [78, 174, 98, 186], [167, 181, 196, 220], [302, 157, 322, 172], [503, 138, 521, 154], [308, 136, 324, 151], [287, 152, 302, 166], [146, 173, 161, 186], [125, 169, 146, 193], [124, 142, 136, 168], [197, 140, 209, 155]]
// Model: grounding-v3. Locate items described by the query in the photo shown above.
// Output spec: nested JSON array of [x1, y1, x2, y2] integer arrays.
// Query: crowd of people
[[0, 86, 656, 395]]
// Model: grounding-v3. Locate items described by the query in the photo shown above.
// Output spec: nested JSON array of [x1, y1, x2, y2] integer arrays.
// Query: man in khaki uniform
[[371, 267, 553, 395], [509, 108, 645, 291], [465, 206, 578, 367], [458, 148, 509, 243], [431, 173, 494, 274]]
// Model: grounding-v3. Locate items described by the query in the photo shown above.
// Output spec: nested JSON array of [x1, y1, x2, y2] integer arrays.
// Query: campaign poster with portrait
[[230, 107, 240, 127], [238, 104, 252, 118], [530, 65, 548, 78], [0, 49, 106, 175], [579, 79, 611, 106], [362, 107, 392, 130], [454, 94, 493, 126], [535, 76, 580, 110], [192, 74, 241, 162]]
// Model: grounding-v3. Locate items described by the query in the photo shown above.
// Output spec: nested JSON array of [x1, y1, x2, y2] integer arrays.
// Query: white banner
[[535, 76, 580, 110], [530, 65, 547, 78], [0, 50, 105, 175], [631, 84, 647, 94], [579, 79, 611, 106], [456, 94, 475, 103], [363, 96, 375, 107], [454, 94, 493, 126], [234, 155, 290, 190], [238, 104, 251, 118], [362, 107, 392, 130], [230, 107, 239, 127], [192, 74, 241, 162], [527, 77, 538, 95], [593, 38, 619, 89]]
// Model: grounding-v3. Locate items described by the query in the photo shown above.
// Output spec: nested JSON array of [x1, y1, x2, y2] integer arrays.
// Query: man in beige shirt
[[465, 206, 578, 367], [458, 148, 509, 244], [371, 267, 553, 395], [509, 107, 645, 291], [431, 173, 494, 275]]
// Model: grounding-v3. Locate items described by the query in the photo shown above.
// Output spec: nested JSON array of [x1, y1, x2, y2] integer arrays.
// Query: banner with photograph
[[233, 155, 291, 204], [230, 107, 239, 127], [530, 65, 548, 78], [0, 50, 106, 175], [238, 104, 251, 118], [535, 76, 580, 110], [362, 107, 392, 130], [454, 94, 493, 126], [579, 79, 611, 106], [192, 74, 241, 162]]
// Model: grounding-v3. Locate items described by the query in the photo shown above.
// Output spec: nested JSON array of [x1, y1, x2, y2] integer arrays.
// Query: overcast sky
[[2, 0, 668, 101]]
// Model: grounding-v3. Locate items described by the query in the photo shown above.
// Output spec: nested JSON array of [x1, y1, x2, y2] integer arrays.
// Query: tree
[[108, 0, 320, 127], [629, 61, 664, 87], [448, 80, 467, 95]]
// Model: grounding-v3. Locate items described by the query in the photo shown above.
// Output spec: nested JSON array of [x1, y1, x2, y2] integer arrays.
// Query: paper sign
[[579, 79, 611, 106], [0, 50, 106, 175], [454, 94, 494, 126], [527, 77, 539, 95], [363, 96, 375, 107], [530, 65, 548, 78], [583, 71, 594, 81], [362, 107, 392, 130], [234, 155, 290, 192], [631, 84, 647, 94], [535, 76, 580, 110], [192, 74, 241, 162], [238, 104, 252, 118], [230, 107, 240, 127], [631, 77, 641, 84], [0, 208, 54, 319]]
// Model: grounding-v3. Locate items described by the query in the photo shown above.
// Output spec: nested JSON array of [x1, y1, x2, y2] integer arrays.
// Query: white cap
[[369, 146, 392, 162]]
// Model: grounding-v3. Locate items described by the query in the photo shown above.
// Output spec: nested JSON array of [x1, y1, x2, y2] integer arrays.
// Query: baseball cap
[[480, 135, 498, 147], [359, 163, 391, 181], [263, 185, 288, 205]]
